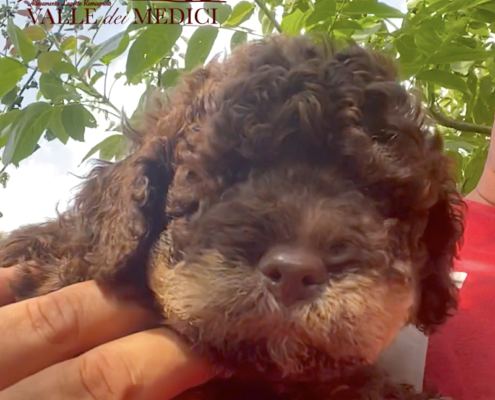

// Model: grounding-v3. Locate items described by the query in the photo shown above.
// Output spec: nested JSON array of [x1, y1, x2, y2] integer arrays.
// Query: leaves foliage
[[0, 0, 493, 198]]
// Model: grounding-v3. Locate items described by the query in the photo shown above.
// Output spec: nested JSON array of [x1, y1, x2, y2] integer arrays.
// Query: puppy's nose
[[259, 247, 327, 306]]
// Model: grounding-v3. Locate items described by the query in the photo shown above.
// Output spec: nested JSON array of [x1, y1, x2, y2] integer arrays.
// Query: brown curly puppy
[[0, 35, 463, 399]]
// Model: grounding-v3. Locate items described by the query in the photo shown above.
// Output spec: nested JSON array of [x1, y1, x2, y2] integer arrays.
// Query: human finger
[[0, 280, 156, 390], [0, 328, 211, 400], [0, 267, 16, 307]]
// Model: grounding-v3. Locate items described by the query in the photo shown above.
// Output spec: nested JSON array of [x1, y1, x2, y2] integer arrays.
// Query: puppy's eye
[[325, 242, 361, 273], [328, 242, 349, 255]]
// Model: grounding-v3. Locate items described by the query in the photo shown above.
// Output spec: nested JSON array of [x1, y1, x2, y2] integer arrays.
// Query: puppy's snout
[[259, 246, 327, 306]]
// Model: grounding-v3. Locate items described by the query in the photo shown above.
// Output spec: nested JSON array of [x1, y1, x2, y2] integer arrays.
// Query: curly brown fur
[[0, 34, 464, 400]]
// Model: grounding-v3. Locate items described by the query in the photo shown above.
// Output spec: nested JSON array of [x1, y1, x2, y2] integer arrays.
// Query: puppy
[[0, 35, 464, 399]]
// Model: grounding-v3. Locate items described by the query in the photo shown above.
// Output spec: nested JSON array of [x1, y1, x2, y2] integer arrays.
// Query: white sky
[[0, 0, 406, 233]]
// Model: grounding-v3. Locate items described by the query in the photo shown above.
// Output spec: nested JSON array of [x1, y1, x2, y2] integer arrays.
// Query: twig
[[49, 30, 122, 117], [430, 105, 492, 136], [74, 30, 78, 66], [108, 76, 120, 99], [253, 0, 283, 33], [329, 0, 347, 34], [103, 64, 109, 98], [75, 1, 117, 68], [80, 102, 120, 119]]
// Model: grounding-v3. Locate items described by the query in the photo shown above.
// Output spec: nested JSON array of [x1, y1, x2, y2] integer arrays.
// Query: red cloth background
[[424, 199, 495, 400]]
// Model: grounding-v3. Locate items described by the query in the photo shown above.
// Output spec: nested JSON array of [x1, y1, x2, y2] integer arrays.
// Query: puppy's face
[[146, 36, 463, 382], [154, 166, 415, 380]]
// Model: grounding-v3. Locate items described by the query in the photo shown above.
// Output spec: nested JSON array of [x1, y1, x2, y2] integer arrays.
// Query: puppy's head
[[145, 35, 464, 382]]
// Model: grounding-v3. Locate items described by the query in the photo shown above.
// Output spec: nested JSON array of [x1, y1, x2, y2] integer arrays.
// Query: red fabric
[[424, 199, 495, 400]]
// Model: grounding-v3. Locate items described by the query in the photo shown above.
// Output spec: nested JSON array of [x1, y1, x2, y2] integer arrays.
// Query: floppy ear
[[73, 133, 176, 293], [0, 133, 176, 301], [414, 148, 465, 334]]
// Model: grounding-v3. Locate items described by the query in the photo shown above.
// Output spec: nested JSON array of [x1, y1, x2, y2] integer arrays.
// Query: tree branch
[[253, 0, 283, 33], [80, 102, 120, 119], [7, 14, 69, 111], [76, 0, 117, 68], [329, 0, 347, 34], [104, 64, 109, 99], [49, 31, 122, 117], [430, 105, 492, 136]]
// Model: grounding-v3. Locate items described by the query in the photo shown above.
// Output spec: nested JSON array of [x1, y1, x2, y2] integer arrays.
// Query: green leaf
[[161, 68, 182, 88], [462, 145, 489, 194], [351, 22, 383, 42], [126, 24, 182, 83], [51, 61, 79, 77], [149, 2, 192, 23], [305, 0, 336, 27], [469, 21, 490, 37], [450, 61, 475, 75], [416, 69, 469, 93], [39, 73, 69, 103], [414, 27, 443, 54], [473, 76, 495, 126], [466, 70, 478, 119], [343, 1, 404, 18], [0, 58, 27, 98], [48, 107, 69, 144], [231, 31, 248, 51], [472, 8, 495, 23], [204, 2, 232, 24], [259, 8, 276, 35], [81, 134, 125, 163], [1, 86, 19, 107], [223, 1, 255, 27], [90, 71, 105, 86], [487, 62, 495, 78], [127, 85, 156, 130], [399, 59, 425, 80], [60, 36, 77, 51], [185, 26, 219, 71], [395, 34, 418, 63], [428, 46, 495, 64], [37, 51, 64, 73], [88, 32, 129, 68], [281, 9, 310, 35], [100, 135, 127, 161], [23, 25, 46, 41], [0, 110, 20, 149], [477, 3, 495, 14], [445, 138, 477, 154], [332, 19, 363, 31], [61, 104, 95, 142], [151, 1, 192, 15], [2, 102, 52, 165], [131, 0, 148, 24], [84, 108, 97, 128], [7, 18, 37, 62]]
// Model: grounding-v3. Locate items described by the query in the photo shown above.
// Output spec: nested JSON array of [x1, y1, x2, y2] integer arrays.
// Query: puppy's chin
[[149, 250, 415, 381]]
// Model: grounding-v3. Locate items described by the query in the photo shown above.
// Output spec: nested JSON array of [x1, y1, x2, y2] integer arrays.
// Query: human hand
[[0, 267, 211, 400], [465, 115, 495, 206]]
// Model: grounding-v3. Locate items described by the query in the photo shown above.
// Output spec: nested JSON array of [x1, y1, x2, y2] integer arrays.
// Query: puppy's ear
[[414, 139, 465, 334], [74, 132, 176, 293]]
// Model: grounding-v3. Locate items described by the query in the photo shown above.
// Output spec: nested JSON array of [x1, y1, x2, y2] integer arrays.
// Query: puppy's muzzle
[[259, 246, 327, 307]]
